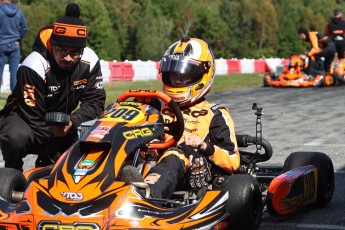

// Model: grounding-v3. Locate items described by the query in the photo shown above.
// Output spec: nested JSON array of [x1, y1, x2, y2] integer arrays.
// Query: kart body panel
[[266, 165, 317, 216]]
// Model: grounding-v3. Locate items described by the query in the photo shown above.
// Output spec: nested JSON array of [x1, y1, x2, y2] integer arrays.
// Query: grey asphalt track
[[0, 84, 344, 229], [207, 86, 345, 230]]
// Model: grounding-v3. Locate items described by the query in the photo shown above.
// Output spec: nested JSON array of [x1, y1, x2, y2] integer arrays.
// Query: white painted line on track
[[261, 223, 345, 229], [296, 224, 345, 229], [304, 143, 345, 147]]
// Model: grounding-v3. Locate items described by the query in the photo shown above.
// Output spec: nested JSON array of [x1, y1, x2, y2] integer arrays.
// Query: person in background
[[122, 38, 240, 199], [0, 3, 106, 171], [0, 0, 28, 92], [324, 8, 345, 61], [297, 28, 336, 75]]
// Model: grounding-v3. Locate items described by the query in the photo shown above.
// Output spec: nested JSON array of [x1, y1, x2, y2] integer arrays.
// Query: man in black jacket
[[0, 3, 106, 171], [324, 8, 345, 60]]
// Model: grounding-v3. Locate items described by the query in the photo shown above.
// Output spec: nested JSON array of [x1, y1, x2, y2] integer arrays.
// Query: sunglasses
[[54, 46, 83, 59]]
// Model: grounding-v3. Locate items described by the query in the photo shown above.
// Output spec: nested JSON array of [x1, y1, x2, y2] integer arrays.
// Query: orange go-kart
[[0, 90, 334, 229], [331, 59, 345, 85], [264, 55, 334, 87]]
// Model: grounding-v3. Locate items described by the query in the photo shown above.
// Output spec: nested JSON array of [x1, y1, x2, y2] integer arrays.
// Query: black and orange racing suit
[[324, 16, 345, 59], [144, 99, 240, 199], [0, 26, 105, 170], [304, 32, 336, 74]]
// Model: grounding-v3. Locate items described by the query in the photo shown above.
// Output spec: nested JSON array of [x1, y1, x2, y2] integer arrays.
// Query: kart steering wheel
[[117, 90, 184, 149]]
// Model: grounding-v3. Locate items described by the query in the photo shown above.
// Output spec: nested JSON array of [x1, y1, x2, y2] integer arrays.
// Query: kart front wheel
[[221, 174, 262, 230], [0, 168, 27, 203], [283, 151, 334, 207]]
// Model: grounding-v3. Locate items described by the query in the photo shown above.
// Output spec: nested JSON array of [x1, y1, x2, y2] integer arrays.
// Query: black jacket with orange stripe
[[162, 99, 240, 173], [324, 17, 345, 40], [0, 26, 106, 145]]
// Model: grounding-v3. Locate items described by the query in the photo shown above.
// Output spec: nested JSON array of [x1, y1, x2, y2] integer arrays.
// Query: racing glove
[[179, 143, 212, 189]]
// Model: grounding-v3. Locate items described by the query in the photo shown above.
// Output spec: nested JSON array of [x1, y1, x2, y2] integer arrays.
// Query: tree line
[[16, 0, 345, 62]]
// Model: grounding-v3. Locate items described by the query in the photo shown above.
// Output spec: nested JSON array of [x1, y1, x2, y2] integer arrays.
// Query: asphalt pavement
[[207, 85, 345, 230], [0, 84, 344, 229]]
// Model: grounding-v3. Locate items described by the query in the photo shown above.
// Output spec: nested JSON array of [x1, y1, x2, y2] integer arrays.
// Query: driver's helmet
[[160, 38, 215, 106], [289, 55, 304, 68]]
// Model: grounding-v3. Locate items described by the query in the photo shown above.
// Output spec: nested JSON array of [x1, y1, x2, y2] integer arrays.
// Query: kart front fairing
[[0, 97, 230, 229]]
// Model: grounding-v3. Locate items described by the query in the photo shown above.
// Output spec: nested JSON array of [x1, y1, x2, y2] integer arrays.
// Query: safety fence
[[0, 58, 288, 93]]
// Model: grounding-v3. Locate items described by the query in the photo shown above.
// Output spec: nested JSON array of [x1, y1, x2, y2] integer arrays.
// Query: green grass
[[0, 74, 262, 108], [104, 73, 262, 106]]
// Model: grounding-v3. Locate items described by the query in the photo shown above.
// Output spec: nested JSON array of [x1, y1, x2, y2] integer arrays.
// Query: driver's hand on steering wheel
[[182, 135, 207, 151]]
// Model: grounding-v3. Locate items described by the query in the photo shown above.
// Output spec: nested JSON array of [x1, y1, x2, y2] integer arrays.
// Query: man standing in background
[[0, 0, 28, 92], [324, 8, 345, 61]]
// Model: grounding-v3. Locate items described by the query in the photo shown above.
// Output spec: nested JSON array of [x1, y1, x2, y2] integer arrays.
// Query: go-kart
[[0, 90, 334, 230], [331, 59, 345, 85], [264, 55, 334, 87]]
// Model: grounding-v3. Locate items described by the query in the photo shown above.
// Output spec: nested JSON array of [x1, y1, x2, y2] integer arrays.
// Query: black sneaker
[[120, 165, 148, 197]]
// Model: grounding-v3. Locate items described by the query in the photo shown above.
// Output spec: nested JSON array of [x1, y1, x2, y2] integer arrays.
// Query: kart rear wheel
[[221, 174, 262, 230], [283, 152, 334, 207], [0, 168, 27, 203]]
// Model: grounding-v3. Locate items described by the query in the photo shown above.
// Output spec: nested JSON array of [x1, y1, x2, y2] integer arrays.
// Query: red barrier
[[281, 59, 289, 67], [109, 62, 134, 81], [227, 59, 241, 73], [254, 59, 268, 73]]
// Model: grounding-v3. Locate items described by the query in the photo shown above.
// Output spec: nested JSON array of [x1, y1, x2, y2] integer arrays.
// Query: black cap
[[334, 8, 342, 16], [50, 3, 87, 48]]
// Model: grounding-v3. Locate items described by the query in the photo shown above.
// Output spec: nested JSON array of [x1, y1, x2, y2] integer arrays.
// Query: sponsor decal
[[128, 89, 157, 93], [81, 159, 95, 166], [49, 85, 60, 93], [213, 222, 230, 230], [100, 106, 144, 123], [75, 85, 86, 90], [279, 194, 303, 211], [61, 192, 83, 201], [123, 127, 153, 140], [38, 221, 99, 230], [73, 79, 88, 86], [75, 168, 88, 176], [24, 84, 35, 106], [95, 82, 103, 89]]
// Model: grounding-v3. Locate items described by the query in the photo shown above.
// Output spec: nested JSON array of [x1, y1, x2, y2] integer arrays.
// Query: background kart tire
[[221, 174, 262, 230], [283, 152, 334, 208], [0, 168, 27, 203]]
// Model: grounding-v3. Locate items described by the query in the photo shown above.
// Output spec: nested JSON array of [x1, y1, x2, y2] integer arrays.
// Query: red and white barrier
[[0, 58, 287, 93]]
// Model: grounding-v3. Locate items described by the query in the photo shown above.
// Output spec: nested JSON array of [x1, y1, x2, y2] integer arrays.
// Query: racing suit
[[0, 26, 106, 170], [324, 17, 345, 59], [304, 32, 336, 74], [144, 99, 240, 199]]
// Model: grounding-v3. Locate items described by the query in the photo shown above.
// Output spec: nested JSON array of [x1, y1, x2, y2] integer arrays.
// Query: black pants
[[0, 115, 77, 171], [333, 39, 345, 59], [315, 45, 336, 73], [146, 154, 185, 199]]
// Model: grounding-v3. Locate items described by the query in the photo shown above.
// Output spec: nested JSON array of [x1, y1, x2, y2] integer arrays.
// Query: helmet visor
[[160, 55, 207, 87]]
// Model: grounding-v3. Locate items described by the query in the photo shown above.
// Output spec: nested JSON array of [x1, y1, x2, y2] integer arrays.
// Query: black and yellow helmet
[[160, 38, 215, 106]]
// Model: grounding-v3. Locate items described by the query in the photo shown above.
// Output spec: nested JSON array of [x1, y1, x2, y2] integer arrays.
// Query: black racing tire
[[221, 174, 262, 230], [0, 168, 27, 203], [283, 152, 334, 208], [263, 75, 271, 87]]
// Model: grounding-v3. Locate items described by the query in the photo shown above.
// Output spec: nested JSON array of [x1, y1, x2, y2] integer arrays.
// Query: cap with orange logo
[[50, 3, 87, 48]]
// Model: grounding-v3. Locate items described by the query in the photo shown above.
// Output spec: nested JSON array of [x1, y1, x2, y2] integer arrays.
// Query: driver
[[123, 38, 240, 199]]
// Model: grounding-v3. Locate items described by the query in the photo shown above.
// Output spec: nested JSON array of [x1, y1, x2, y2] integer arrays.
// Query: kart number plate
[[100, 106, 145, 123]]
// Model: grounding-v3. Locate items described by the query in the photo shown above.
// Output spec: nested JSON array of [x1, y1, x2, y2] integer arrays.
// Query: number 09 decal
[[100, 106, 144, 123]]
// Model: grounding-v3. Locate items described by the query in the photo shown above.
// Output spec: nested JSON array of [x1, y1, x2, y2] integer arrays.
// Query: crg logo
[[61, 192, 83, 201], [38, 221, 100, 230]]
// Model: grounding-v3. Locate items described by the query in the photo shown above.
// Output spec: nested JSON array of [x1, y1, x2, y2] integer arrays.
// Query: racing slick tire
[[283, 152, 334, 208], [0, 168, 27, 203], [220, 174, 262, 230]]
